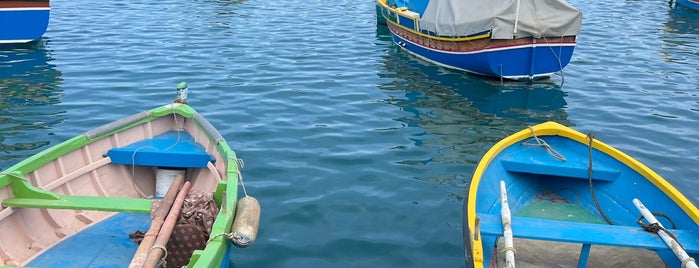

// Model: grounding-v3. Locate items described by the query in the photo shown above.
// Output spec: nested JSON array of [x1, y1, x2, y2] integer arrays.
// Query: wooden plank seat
[[106, 131, 214, 168], [3, 195, 152, 213], [477, 213, 699, 252], [2, 174, 152, 213]]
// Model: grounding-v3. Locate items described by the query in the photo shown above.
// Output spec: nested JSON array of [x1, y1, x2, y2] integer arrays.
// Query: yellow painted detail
[[376, 0, 491, 42]]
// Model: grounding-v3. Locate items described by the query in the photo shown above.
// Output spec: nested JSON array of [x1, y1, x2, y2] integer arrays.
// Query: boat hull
[[0, 102, 241, 267], [0, 1, 50, 44], [464, 122, 699, 268], [377, 0, 577, 80], [676, 0, 699, 10]]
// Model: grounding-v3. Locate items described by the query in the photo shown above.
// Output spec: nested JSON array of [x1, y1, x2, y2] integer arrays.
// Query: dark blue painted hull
[[376, 0, 577, 80], [676, 0, 699, 10], [0, 3, 51, 43], [388, 25, 576, 80]]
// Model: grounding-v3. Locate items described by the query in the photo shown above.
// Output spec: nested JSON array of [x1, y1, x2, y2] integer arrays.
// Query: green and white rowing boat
[[0, 83, 260, 267]]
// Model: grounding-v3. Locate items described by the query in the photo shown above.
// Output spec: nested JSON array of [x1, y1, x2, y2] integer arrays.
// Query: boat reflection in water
[[376, 31, 569, 182], [377, 41, 569, 129], [660, 2, 699, 85], [0, 40, 64, 167], [663, 3, 699, 41]]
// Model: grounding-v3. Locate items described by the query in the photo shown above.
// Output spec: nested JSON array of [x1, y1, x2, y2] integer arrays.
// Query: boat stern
[[0, 1, 51, 44]]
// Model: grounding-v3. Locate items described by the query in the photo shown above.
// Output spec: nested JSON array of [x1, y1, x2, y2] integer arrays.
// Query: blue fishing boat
[[676, 0, 699, 10], [0, 0, 50, 44], [464, 122, 699, 268], [376, 0, 582, 80]]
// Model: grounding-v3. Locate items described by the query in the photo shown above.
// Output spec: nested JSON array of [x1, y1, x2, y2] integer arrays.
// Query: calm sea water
[[1, 0, 698, 267]]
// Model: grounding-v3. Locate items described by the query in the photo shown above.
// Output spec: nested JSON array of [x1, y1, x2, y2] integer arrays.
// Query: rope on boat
[[586, 133, 614, 225], [206, 195, 260, 248], [128, 106, 185, 199], [164, 104, 184, 152], [234, 158, 248, 197], [536, 190, 578, 204], [205, 158, 260, 248], [147, 245, 168, 268], [636, 212, 683, 249], [541, 35, 567, 87], [523, 127, 566, 161], [637, 212, 677, 230], [633, 198, 698, 268], [527, 7, 567, 86], [130, 146, 158, 199]]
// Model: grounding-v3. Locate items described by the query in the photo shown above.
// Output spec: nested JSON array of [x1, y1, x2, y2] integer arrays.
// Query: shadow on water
[[0, 38, 64, 168]]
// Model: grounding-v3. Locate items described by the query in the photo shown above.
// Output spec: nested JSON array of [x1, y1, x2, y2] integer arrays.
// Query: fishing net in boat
[[130, 192, 219, 267]]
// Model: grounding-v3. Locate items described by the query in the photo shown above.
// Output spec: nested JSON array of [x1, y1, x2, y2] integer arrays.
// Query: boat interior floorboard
[[27, 212, 151, 267], [495, 238, 665, 268]]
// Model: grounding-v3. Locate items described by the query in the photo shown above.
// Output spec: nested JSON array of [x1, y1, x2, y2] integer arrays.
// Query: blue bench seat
[[500, 156, 620, 181], [106, 131, 214, 168], [477, 213, 699, 252]]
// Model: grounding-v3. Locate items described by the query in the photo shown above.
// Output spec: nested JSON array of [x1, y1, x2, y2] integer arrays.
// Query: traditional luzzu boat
[[0, 0, 50, 43], [676, 0, 699, 11], [376, 0, 582, 80], [0, 83, 260, 267], [464, 121, 699, 268]]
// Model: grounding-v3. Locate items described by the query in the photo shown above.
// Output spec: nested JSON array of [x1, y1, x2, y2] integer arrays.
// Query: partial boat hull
[[676, 0, 699, 10], [0, 0, 50, 44], [464, 122, 699, 268]]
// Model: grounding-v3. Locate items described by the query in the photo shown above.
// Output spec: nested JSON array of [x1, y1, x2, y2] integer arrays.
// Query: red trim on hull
[[0, 1, 50, 8]]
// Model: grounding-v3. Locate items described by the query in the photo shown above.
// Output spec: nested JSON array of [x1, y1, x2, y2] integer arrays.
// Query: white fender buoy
[[230, 195, 260, 248]]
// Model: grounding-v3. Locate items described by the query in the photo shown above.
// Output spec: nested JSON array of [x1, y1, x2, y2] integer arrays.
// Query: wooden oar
[[633, 198, 697, 268], [143, 180, 192, 268], [500, 180, 515, 268], [129, 175, 184, 268]]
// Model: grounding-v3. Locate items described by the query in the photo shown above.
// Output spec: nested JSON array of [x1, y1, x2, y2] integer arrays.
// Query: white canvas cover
[[419, 0, 582, 39]]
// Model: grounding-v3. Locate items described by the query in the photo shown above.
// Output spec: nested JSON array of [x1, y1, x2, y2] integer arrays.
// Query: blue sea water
[[1, 0, 698, 267]]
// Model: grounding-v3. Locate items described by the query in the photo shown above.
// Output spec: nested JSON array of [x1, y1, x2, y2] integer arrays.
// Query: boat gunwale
[[376, 0, 491, 42], [387, 22, 577, 54]]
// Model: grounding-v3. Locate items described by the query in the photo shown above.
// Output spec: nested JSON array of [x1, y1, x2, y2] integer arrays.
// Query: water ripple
[[1, 0, 698, 266]]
